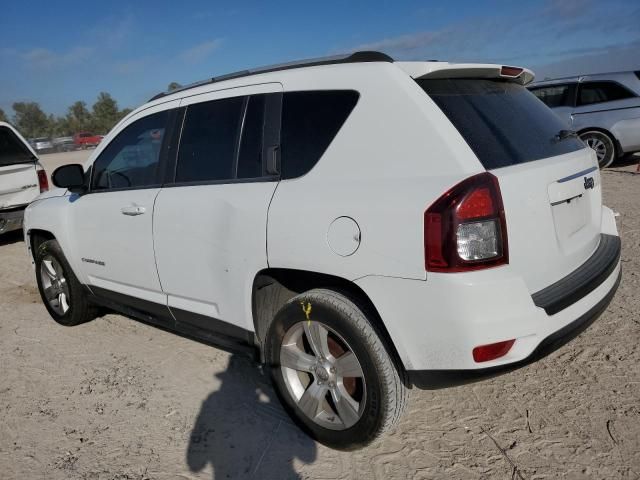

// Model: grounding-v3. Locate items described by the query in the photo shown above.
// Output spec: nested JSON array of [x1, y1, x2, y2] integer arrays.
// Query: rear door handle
[[121, 206, 146, 216]]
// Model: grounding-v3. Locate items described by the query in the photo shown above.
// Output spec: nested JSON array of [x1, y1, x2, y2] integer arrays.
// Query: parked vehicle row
[[529, 71, 640, 168], [20, 52, 621, 449], [28, 132, 104, 154]]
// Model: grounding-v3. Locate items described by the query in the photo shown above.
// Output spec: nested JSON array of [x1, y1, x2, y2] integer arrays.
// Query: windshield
[[0, 127, 35, 166], [417, 78, 585, 169]]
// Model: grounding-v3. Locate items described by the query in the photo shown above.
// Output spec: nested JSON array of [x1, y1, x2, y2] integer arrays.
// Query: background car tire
[[265, 288, 408, 450], [579, 130, 616, 168], [35, 239, 96, 326]]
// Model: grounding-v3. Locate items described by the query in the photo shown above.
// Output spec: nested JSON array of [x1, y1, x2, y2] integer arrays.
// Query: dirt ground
[[1, 152, 639, 479]]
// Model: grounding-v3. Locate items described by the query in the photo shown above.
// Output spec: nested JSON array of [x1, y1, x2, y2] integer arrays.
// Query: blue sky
[[1, 0, 639, 116]]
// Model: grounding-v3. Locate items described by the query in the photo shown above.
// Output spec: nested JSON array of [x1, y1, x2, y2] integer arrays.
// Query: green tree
[[168, 82, 182, 91], [65, 101, 92, 134], [91, 92, 120, 134], [12, 102, 50, 138], [0, 107, 8, 123]]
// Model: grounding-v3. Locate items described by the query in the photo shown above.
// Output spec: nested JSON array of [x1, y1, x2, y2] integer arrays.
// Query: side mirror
[[52, 164, 87, 194]]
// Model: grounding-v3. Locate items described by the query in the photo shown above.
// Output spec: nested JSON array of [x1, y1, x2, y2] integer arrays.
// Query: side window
[[280, 90, 359, 180], [176, 96, 245, 183], [578, 81, 636, 106], [530, 84, 573, 108], [237, 94, 266, 179], [92, 110, 168, 191]]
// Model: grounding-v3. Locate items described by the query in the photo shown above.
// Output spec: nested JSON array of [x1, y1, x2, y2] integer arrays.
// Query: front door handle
[[121, 206, 146, 216]]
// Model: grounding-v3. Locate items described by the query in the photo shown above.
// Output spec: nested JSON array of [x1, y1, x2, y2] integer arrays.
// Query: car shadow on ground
[[0, 230, 24, 247], [186, 354, 317, 479]]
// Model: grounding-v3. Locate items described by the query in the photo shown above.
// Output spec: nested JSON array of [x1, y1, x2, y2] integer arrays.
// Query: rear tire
[[579, 130, 616, 168], [265, 289, 408, 450], [35, 239, 96, 326]]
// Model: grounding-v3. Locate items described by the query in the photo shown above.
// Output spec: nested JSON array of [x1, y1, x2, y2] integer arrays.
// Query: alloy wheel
[[39, 255, 71, 315], [279, 320, 366, 430]]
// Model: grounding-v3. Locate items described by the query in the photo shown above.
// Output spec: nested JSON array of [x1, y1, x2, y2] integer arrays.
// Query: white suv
[[24, 52, 621, 449]]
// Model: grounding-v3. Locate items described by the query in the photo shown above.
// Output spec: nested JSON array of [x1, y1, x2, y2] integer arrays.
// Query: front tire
[[35, 239, 96, 326], [579, 130, 616, 168], [265, 289, 408, 450]]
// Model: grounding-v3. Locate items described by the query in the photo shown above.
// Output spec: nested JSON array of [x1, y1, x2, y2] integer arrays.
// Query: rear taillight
[[37, 169, 49, 193], [424, 172, 508, 272], [472, 339, 515, 363]]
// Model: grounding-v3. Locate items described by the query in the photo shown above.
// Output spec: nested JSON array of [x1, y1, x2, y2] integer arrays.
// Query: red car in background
[[73, 132, 103, 149]]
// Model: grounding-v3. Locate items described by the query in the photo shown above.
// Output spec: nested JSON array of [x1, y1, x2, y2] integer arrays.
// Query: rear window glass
[[281, 90, 359, 179], [418, 79, 585, 170], [0, 127, 34, 166]]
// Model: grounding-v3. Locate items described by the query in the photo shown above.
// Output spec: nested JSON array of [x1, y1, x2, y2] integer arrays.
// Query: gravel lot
[[1, 152, 639, 479]]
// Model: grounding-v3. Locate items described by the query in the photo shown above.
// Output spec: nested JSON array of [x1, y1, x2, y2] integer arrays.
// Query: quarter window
[[176, 96, 245, 183], [91, 110, 168, 190], [578, 81, 635, 106], [530, 84, 574, 108], [280, 91, 359, 179]]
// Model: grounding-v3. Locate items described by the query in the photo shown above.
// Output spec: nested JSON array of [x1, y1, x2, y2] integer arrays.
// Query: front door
[[69, 103, 177, 315]]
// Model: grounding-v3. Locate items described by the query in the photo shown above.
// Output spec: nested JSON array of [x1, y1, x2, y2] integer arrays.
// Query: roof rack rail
[[149, 50, 393, 102]]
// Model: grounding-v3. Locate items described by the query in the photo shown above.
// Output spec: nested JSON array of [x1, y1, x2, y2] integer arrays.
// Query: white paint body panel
[[23, 60, 621, 375]]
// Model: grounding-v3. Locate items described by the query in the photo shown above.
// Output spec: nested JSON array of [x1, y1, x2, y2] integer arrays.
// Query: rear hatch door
[[0, 124, 40, 209], [418, 77, 601, 293]]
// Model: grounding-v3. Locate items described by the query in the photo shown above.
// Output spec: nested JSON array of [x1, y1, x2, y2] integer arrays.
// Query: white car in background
[[0, 122, 49, 235]]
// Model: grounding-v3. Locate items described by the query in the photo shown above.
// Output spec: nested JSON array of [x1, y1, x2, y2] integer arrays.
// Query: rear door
[[571, 81, 640, 150], [0, 123, 40, 209], [419, 78, 601, 293], [153, 83, 282, 341]]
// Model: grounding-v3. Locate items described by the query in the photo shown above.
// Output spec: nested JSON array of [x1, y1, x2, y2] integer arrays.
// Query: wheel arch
[[27, 229, 56, 261], [251, 268, 406, 378], [576, 127, 622, 157]]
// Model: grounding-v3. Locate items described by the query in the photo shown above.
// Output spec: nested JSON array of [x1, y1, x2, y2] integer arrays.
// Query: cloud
[[532, 39, 640, 79], [114, 58, 151, 75], [21, 46, 93, 69], [343, 0, 640, 78], [179, 39, 223, 64], [89, 13, 134, 50]]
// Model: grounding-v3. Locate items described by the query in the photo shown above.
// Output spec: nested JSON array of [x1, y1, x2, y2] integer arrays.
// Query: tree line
[[0, 92, 132, 140]]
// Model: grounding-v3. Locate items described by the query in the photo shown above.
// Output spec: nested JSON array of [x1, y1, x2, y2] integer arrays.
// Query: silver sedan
[[529, 71, 640, 168]]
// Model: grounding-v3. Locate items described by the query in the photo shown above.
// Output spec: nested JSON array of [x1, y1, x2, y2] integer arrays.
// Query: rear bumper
[[355, 210, 622, 382], [407, 267, 621, 389], [0, 205, 27, 234]]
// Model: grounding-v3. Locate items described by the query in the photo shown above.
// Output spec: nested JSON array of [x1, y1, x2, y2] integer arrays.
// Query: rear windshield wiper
[[553, 129, 578, 142]]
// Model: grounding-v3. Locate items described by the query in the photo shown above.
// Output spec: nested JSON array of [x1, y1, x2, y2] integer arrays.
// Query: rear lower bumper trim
[[532, 234, 621, 315], [0, 206, 26, 233], [408, 267, 621, 390]]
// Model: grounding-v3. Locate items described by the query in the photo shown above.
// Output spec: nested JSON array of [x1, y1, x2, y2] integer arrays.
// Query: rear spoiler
[[396, 62, 535, 85]]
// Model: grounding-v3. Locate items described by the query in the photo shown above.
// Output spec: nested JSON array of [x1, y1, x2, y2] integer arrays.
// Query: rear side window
[[237, 95, 265, 179], [92, 110, 168, 190], [418, 79, 585, 170], [280, 90, 359, 179], [176, 96, 245, 183], [530, 84, 575, 108], [577, 81, 636, 106]]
